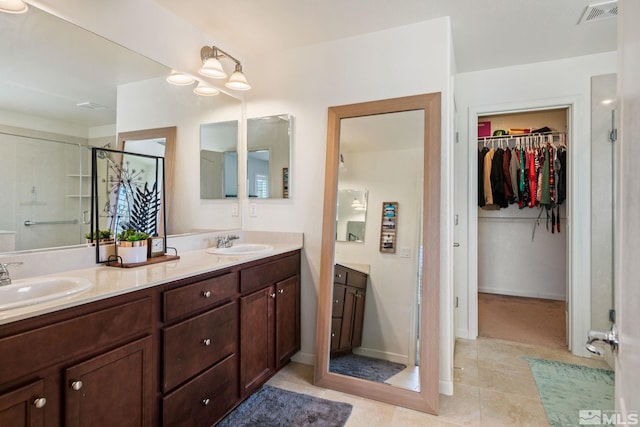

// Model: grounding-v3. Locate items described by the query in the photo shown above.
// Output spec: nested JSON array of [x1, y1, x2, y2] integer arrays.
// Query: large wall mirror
[[247, 114, 292, 198], [200, 120, 239, 199], [315, 94, 441, 414], [0, 4, 242, 255]]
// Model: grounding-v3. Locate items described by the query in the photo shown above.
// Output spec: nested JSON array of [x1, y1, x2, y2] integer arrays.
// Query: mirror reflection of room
[[200, 120, 239, 199], [329, 110, 424, 391], [247, 115, 292, 199]]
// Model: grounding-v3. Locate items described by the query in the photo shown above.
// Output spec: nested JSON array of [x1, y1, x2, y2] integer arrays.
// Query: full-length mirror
[[315, 94, 441, 414], [247, 114, 292, 198], [200, 120, 239, 199]]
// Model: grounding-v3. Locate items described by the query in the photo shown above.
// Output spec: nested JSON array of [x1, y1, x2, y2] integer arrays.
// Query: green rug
[[523, 357, 614, 427]]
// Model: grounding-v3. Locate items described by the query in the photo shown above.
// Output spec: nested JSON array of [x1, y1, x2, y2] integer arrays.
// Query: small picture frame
[[283, 167, 289, 198], [379, 202, 398, 253], [148, 235, 165, 258]]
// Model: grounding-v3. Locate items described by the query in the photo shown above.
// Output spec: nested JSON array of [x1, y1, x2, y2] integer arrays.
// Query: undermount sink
[[0, 276, 92, 311], [206, 243, 274, 256]]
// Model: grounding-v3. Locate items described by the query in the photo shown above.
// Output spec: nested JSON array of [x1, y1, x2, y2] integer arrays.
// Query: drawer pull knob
[[270, 293, 276, 299], [202, 398, 211, 406], [203, 338, 212, 346], [33, 397, 47, 408], [278, 289, 284, 294], [202, 290, 212, 298], [331, 333, 335, 337], [334, 299, 339, 304], [71, 381, 83, 391]]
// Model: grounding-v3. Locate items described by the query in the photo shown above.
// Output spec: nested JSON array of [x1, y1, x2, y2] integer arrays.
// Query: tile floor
[[266, 338, 611, 426]]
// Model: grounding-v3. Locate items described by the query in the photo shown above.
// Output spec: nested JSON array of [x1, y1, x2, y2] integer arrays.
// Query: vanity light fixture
[[193, 81, 220, 96], [199, 45, 251, 91], [166, 70, 196, 86], [0, 0, 28, 13]]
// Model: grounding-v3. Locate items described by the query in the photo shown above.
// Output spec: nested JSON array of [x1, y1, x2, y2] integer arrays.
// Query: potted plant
[[116, 229, 149, 264], [86, 229, 115, 260]]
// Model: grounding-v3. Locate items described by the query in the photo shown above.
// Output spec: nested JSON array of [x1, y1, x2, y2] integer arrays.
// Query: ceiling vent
[[580, 1, 618, 24]]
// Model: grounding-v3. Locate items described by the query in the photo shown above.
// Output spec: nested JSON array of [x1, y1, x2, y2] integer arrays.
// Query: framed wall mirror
[[314, 94, 441, 414], [336, 189, 368, 242], [200, 120, 239, 199], [247, 114, 292, 198]]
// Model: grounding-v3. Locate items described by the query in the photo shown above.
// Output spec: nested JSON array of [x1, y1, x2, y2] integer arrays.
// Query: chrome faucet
[[0, 262, 23, 286], [216, 235, 240, 248]]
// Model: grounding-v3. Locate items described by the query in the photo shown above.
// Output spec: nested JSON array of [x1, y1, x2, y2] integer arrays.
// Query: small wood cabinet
[[331, 264, 368, 355], [0, 380, 46, 427], [240, 252, 301, 397]]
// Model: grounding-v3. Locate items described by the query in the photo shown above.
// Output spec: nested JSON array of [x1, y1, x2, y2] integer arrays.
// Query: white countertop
[[0, 241, 302, 325]]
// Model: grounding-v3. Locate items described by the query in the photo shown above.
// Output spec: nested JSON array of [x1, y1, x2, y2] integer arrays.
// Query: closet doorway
[[476, 108, 569, 350]]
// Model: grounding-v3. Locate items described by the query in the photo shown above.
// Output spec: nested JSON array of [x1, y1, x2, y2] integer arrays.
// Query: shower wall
[[0, 127, 91, 251]]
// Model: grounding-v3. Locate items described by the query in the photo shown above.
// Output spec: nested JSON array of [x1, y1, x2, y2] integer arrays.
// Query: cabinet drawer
[[163, 272, 237, 321], [0, 297, 151, 382], [163, 301, 237, 392], [334, 266, 347, 284], [240, 252, 300, 294], [162, 354, 238, 427], [347, 270, 367, 289]]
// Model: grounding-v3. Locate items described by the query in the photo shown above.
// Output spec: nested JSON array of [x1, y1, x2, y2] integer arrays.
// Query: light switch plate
[[399, 247, 411, 258], [231, 203, 239, 217], [249, 203, 257, 217]]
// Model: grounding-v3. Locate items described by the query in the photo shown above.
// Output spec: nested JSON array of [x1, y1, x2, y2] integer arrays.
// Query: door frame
[[466, 96, 592, 357]]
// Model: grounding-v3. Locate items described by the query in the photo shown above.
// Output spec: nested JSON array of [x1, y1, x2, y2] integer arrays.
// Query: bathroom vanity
[[0, 247, 301, 427]]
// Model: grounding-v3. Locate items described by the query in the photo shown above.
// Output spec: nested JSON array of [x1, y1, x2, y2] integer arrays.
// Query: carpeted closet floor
[[478, 292, 566, 349]]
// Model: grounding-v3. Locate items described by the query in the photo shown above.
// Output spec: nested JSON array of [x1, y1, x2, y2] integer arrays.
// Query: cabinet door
[[276, 275, 300, 368], [0, 380, 46, 427], [65, 336, 153, 427], [240, 286, 275, 397], [351, 290, 366, 348], [338, 286, 357, 350]]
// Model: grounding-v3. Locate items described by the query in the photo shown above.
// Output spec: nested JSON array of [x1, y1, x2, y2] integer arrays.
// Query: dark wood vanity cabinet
[[0, 294, 154, 427], [0, 249, 301, 427], [331, 264, 368, 354], [239, 252, 301, 397]]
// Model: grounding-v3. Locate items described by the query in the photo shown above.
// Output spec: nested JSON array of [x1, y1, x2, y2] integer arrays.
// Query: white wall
[[336, 147, 423, 365], [243, 18, 455, 394], [454, 52, 617, 358]]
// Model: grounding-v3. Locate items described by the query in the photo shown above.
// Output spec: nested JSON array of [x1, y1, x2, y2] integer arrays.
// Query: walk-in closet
[[476, 108, 568, 349]]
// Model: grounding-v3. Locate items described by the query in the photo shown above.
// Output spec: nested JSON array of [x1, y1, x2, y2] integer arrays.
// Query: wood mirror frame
[[314, 93, 441, 414], [117, 126, 177, 234]]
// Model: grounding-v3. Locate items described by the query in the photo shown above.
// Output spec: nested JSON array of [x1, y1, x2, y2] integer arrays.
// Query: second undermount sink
[[206, 243, 274, 256], [0, 276, 92, 311]]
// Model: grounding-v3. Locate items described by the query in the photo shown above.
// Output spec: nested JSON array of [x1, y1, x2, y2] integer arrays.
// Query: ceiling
[[0, 1, 617, 130], [153, 0, 617, 73]]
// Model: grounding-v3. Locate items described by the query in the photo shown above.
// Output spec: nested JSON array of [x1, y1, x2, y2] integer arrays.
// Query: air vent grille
[[76, 101, 108, 110], [580, 1, 618, 24]]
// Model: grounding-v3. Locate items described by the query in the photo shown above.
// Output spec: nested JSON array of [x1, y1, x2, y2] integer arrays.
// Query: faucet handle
[[228, 235, 240, 240]]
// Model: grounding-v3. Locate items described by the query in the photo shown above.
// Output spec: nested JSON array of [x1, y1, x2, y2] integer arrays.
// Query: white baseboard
[[439, 379, 453, 396], [456, 328, 472, 339], [291, 351, 315, 366], [352, 347, 409, 365], [478, 287, 566, 301]]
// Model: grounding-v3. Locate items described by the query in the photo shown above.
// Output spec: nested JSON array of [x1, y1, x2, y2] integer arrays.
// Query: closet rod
[[477, 131, 566, 143], [478, 217, 566, 223]]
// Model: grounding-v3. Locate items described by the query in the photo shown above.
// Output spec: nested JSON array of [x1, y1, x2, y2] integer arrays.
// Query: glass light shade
[[193, 82, 219, 96], [199, 58, 227, 79], [0, 0, 28, 13], [166, 70, 195, 86], [225, 70, 251, 91]]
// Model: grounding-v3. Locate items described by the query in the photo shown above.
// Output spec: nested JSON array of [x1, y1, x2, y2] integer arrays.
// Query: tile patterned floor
[[266, 338, 611, 427]]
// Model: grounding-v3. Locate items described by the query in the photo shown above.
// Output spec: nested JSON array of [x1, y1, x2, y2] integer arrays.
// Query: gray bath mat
[[329, 353, 406, 383], [217, 385, 352, 427]]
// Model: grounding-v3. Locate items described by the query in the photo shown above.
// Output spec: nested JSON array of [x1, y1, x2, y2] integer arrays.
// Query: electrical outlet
[[249, 203, 257, 217], [231, 203, 239, 217]]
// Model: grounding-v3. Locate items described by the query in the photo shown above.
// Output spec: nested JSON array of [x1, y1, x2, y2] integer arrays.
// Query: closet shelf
[[477, 131, 566, 142]]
